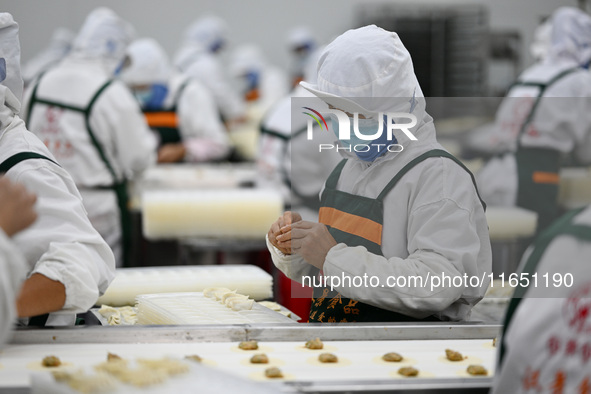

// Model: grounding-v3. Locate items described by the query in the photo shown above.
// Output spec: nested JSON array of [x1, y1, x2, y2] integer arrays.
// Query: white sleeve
[[178, 82, 231, 162], [266, 234, 319, 282], [10, 164, 116, 313], [322, 198, 489, 319], [0, 230, 27, 346], [95, 82, 157, 179]]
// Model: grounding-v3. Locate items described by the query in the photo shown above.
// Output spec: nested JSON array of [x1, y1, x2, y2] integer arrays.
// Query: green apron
[[143, 80, 190, 147], [309, 149, 486, 323], [26, 79, 132, 267], [511, 67, 580, 233], [498, 206, 591, 365]]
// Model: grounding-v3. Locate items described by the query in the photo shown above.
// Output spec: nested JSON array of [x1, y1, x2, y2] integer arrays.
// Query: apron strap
[[0, 152, 60, 173], [82, 80, 119, 182], [170, 78, 192, 112], [376, 149, 486, 210], [25, 73, 86, 124], [26, 78, 131, 266], [324, 159, 348, 190], [81, 80, 132, 266], [515, 67, 581, 146], [498, 206, 591, 365], [259, 126, 291, 141]]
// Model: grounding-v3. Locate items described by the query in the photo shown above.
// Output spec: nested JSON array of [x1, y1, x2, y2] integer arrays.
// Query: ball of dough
[[250, 354, 269, 364], [445, 348, 464, 361], [42, 356, 61, 367], [398, 366, 419, 377], [265, 367, 283, 378], [239, 340, 258, 350], [382, 352, 403, 362], [305, 338, 323, 350], [318, 353, 338, 363], [467, 365, 488, 376]]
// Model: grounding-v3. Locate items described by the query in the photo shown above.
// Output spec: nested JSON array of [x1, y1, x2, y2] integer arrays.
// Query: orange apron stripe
[[144, 112, 178, 128], [319, 207, 382, 245], [532, 171, 560, 185]]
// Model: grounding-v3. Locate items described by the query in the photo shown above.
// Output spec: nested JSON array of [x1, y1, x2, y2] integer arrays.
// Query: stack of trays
[[140, 163, 257, 190], [136, 293, 295, 325], [559, 167, 591, 209], [142, 189, 282, 240], [485, 206, 538, 241], [96, 265, 273, 307]]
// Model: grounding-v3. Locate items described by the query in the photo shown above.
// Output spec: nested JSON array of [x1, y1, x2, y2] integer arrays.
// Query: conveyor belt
[[3, 324, 501, 393]]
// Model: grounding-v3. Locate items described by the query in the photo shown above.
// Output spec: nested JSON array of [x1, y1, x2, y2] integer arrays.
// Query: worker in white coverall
[[286, 26, 317, 89], [258, 47, 341, 222], [492, 205, 591, 393], [23, 8, 158, 267], [173, 15, 246, 124], [21, 27, 74, 87], [0, 12, 116, 326], [0, 177, 37, 346], [267, 25, 491, 323], [474, 7, 591, 233], [229, 44, 289, 114], [121, 38, 231, 163]]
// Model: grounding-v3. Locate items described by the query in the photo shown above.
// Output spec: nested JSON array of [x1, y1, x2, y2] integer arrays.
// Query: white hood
[[530, 18, 553, 62], [287, 26, 315, 48], [300, 25, 430, 129], [229, 44, 266, 76], [70, 8, 135, 71], [547, 7, 591, 66], [183, 15, 227, 52], [0, 12, 23, 112], [120, 38, 171, 86]]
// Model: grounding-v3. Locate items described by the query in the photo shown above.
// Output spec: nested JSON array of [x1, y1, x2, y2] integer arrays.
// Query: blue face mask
[[331, 115, 398, 162], [244, 71, 260, 93], [210, 39, 224, 53], [134, 83, 168, 110]]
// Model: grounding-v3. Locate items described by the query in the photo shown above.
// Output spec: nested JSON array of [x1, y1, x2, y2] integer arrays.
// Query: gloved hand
[[267, 211, 301, 255], [289, 220, 337, 269], [0, 176, 37, 237], [157, 143, 186, 163]]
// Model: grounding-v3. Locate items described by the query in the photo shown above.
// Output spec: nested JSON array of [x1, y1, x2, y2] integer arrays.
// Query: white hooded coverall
[[23, 8, 157, 266], [173, 16, 246, 122], [475, 7, 591, 232], [258, 46, 341, 221], [0, 12, 115, 326], [268, 25, 491, 322], [491, 205, 591, 393], [121, 38, 230, 162]]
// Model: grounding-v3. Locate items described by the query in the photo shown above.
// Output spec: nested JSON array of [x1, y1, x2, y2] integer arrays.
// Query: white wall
[[1, 0, 577, 72]]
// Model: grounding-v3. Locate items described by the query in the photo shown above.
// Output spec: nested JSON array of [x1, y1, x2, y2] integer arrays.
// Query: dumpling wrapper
[[203, 287, 232, 299], [228, 298, 254, 311], [223, 294, 249, 307], [221, 291, 241, 304]]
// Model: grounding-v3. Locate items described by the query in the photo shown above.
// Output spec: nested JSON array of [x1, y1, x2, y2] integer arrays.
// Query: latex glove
[[0, 176, 37, 237], [268, 211, 302, 255], [157, 143, 186, 163], [290, 221, 337, 270]]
